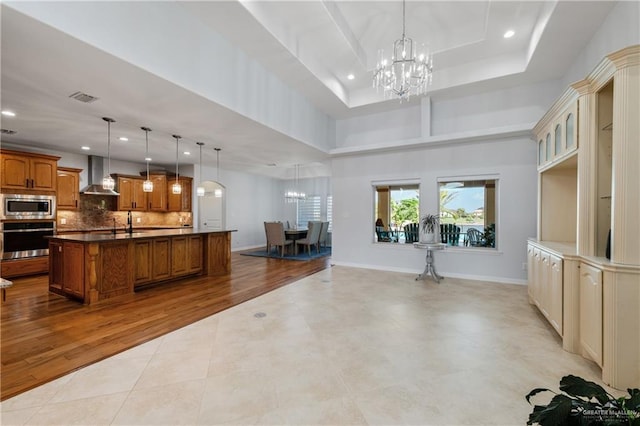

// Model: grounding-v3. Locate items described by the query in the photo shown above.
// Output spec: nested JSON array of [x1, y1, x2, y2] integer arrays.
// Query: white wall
[[6, 1, 335, 153], [331, 137, 537, 284], [561, 1, 640, 89]]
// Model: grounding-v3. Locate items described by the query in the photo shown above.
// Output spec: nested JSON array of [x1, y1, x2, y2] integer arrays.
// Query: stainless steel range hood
[[80, 156, 119, 195]]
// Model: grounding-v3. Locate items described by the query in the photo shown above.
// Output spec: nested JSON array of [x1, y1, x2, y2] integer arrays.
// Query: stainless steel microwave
[[0, 193, 56, 220]]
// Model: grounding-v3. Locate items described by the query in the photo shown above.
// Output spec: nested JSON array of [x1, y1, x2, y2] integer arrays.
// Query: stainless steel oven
[[0, 193, 56, 220], [1, 220, 55, 260]]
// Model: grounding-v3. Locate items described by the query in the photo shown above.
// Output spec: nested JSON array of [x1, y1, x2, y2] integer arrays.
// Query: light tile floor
[[1, 266, 609, 425]]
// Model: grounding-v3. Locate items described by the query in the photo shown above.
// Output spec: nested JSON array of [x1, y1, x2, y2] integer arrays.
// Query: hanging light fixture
[[196, 142, 205, 197], [372, 0, 433, 101], [171, 134, 182, 195], [141, 126, 153, 192], [102, 117, 116, 190], [214, 148, 222, 198], [284, 164, 305, 203]]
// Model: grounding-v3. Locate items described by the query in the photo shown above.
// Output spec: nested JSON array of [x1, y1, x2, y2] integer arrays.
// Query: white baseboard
[[330, 260, 527, 286], [232, 244, 264, 252]]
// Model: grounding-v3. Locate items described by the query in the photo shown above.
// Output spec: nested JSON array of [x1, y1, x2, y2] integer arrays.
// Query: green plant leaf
[[559, 375, 610, 405], [526, 388, 554, 404], [627, 388, 640, 410], [529, 394, 574, 426]]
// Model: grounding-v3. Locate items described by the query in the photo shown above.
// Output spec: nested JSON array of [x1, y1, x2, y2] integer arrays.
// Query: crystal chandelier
[[141, 126, 153, 192], [372, 0, 433, 101], [284, 164, 305, 203]]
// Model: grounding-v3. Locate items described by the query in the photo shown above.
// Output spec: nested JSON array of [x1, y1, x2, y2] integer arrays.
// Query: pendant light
[[196, 142, 205, 197], [171, 134, 182, 195], [102, 117, 116, 191], [141, 126, 153, 192], [214, 148, 222, 198]]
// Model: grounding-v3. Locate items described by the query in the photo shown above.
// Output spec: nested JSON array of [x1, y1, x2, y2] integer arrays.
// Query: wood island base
[[48, 229, 234, 304]]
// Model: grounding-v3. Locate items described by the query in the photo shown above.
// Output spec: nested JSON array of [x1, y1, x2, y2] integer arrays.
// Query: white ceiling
[[0, 1, 616, 178]]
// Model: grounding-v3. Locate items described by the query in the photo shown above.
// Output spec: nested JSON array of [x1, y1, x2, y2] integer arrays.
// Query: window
[[373, 182, 419, 243], [297, 195, 321, 228], [438, 178, 497, 248]]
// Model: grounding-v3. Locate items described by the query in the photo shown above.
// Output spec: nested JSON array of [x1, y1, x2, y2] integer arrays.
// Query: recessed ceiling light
[[119, 137, 128, 141], [1, 110, 16, 117], [504, 30, 515, 39], [81, 146, 91, 150], [183, 151, 191, 155], [347, 74, 355, 80], [145, 157, 152, 161]]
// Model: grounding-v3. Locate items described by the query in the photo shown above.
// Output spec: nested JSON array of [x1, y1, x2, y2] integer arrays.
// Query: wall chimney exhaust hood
[[80, 156, 119, 195]]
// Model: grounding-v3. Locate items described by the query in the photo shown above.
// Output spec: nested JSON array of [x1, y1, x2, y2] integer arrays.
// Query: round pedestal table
[[413, 242, 446, 283]]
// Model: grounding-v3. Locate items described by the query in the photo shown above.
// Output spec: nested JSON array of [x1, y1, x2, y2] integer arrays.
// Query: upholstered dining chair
[[264, 221, 292, 257], [318, 221, 330, 248], [295, 221, 322, 255]]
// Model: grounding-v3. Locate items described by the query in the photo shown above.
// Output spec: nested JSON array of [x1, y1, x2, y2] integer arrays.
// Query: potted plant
[[526, 374, 640, 425], [420, 214, 439, 243]]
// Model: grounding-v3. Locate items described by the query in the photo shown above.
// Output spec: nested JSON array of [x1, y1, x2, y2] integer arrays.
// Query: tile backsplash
[[57, 194, 192, 230]]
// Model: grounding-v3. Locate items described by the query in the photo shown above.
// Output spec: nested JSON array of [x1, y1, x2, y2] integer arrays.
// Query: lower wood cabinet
[[152, 238, 171, 281], [579, 262, 603, 367], [49, 240, 84, 300], [134, 236, 202, 286], [134, 240, 153, 285]]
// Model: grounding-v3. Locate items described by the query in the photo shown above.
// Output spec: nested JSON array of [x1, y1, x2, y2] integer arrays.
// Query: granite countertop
[[49, 228, 236, 242], [57, 225, 192, 233]]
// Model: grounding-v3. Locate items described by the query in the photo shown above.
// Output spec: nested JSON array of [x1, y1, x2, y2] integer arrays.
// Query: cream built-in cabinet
[[528, 45, 640, 390]]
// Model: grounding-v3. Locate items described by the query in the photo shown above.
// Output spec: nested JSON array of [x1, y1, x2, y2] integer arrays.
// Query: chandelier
[[284, 164, 305, 203], [372, 0, 433, 101]]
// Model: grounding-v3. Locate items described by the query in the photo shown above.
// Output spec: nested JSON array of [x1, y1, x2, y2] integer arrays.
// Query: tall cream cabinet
[[528, 45, 640, 390]]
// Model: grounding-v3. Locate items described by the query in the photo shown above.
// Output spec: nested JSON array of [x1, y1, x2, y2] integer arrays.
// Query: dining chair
[[264, 221, 293, 257], [318, 221, 330, 248], [295, 221, 322, 255]]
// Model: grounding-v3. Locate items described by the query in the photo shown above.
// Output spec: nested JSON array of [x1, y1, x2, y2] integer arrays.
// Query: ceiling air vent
[[0, 129, 17, 135], [69, 91, 99, 103]]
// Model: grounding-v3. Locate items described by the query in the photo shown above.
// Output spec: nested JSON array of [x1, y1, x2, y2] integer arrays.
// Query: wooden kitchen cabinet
[[57, 167, 82, 210], [63, 242, 85, 298], [116, 175, 146, 211], [134, 240, 152, 285], [1, 149, 59, 192], [152, 238, 171, 280], [188, 235, 203, 274], [147, 174, 167, 211], [167, 177, 192, 212], [49, 241, 64, 291], [49, 240, 85, 300], [171, 236, 188, 276]]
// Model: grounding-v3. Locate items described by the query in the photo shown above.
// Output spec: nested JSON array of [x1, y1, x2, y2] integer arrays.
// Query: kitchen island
[[48, 228, 235, 304]]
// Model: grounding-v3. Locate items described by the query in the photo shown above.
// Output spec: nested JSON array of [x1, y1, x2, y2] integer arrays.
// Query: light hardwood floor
[[0, 252, 331, 401]]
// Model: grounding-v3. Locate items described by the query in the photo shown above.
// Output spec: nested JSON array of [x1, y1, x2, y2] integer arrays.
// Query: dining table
[[284, 228, 308, 241]]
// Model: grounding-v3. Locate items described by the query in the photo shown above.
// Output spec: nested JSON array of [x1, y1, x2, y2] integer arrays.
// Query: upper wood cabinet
[[167, 176, 192, 212], [1, 149, 59, 193], [57, 167, 82, 210], [147, 174, 167, 212], [115, 175, 146, 211]]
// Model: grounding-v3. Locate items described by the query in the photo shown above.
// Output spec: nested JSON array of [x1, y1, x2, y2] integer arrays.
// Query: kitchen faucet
[[126, 210, 133, 234]]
